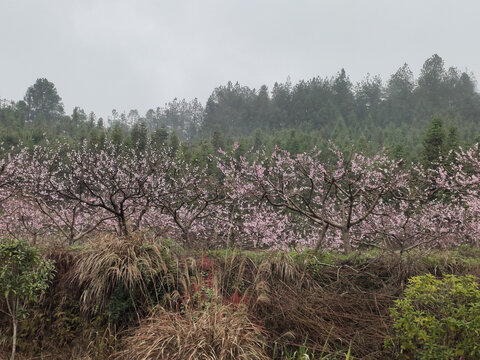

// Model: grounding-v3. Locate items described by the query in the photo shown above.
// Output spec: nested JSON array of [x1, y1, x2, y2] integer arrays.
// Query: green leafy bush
[[0, 238, 55, 360], [388, 274, 480, 359]]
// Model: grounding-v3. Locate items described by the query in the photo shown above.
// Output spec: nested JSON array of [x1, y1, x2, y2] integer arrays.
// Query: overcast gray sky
[[1, 0, 478, 119]]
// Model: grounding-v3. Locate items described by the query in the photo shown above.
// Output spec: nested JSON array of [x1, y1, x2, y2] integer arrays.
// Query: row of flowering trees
[[0, 141, 227, 247], [217, 143, 477, 253], [0, 140, 480, 252]]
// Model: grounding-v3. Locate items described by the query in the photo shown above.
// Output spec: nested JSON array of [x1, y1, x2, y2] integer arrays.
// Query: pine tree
[[422, 116, 446, 167], [110, 122, 124, 147], [152, 125, 169, 149], [445, 125, 459, 164]]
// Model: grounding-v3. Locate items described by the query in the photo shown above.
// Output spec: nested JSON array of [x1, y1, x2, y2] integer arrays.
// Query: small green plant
[[388, 274, 480, 359], [0, 239, 55, 360]]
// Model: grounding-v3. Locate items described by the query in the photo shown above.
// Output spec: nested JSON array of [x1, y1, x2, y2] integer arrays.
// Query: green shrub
[[0, 238, 55, 360], [388, 274, 480, 359]]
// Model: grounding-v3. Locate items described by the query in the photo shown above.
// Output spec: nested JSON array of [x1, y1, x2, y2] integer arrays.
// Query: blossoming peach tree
[[217, 144, 409, 252], [1, 140, 480, 251]]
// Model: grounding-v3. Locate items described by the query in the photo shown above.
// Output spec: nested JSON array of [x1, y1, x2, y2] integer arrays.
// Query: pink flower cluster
[[1, 140, 480, 252]]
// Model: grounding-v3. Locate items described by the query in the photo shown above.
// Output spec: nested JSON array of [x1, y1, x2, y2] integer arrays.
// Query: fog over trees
[[0, 54, 479, 164]]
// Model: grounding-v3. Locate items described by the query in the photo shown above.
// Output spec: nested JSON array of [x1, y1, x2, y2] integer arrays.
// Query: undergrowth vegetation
[[388, 274, 480, 359], [72, 234, 176, 319], [114, 304, 270, 360], [1, 235, 480, 359]]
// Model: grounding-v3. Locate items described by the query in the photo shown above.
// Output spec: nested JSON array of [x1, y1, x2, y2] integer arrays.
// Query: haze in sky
[[0, 0, 478, 119]]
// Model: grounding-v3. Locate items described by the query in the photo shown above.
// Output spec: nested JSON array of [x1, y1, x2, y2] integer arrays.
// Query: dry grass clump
[[113, 304, 269, 360], [72, 233, 174, 315], [242, 253, 396, 358]]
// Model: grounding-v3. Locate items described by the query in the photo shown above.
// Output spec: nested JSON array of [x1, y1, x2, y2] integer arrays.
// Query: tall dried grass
[[162, 255, 221, 311], [230, 252, 396, 358], [71, 233, 174, 315], [113, 304, 269, 360]]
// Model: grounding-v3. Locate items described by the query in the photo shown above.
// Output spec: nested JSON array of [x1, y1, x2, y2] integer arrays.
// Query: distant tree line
[[1, 54, 479, 165]]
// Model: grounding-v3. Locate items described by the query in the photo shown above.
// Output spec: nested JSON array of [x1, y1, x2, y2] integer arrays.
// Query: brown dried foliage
[[214, 252, 399, 358], [113, 304, 269, 360], [71, 233, 174, 315]]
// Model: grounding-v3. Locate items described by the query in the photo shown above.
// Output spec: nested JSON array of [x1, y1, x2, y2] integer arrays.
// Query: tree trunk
[[315, 223, 328, 252], [182, 231, 191, 247], [225, 203, 236, 249], [315, 223, 329, 252], [11, 307, 17, 360], [6, 296, 18, 360], [118, 216, 130, 238], [342, 227, 351, 254]]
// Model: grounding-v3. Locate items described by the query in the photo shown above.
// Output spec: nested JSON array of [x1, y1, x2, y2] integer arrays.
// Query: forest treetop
[[0, 54, 478, 163]]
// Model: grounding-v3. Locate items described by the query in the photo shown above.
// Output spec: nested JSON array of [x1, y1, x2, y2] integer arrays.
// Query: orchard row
[[0, 140, 479, 253]]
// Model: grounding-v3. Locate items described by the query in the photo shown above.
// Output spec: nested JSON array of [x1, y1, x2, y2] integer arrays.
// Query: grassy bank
[[1, 235, 480, 359]]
